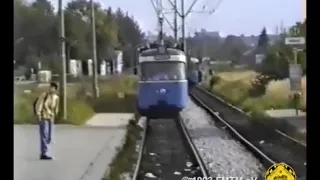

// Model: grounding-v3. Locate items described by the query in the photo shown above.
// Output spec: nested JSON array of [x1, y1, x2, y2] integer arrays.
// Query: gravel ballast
[[181, 99, 265, 178]]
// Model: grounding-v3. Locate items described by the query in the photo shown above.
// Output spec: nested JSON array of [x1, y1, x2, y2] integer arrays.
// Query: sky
[[44, 0, 303, 37]]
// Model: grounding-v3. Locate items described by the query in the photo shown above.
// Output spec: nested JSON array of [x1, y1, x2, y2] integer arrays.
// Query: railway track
[[190, 86, 306, 179], [133, 116, 208, 180]]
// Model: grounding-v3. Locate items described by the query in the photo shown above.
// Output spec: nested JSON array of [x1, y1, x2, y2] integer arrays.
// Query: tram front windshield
[[141, 61, 186, 81]]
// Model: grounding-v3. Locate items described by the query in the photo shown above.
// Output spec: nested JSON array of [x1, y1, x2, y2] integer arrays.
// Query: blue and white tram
[[136, 45, 188, 119], [187, 57, 201, 86]]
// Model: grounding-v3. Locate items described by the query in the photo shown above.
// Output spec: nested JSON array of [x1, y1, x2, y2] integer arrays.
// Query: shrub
[[58, 99, 95, 125], [208, 70, 304, 119], [14, 75, 139, 125], [240, 98, 261, 113], [14, 93, 95, 125], [249, 74, 272, 97], [98, 76, 138, 95], [209, 75, 220, 88], [241, 96, 290, 115], [265, 78, 290, 99], [217, 71, 257, 83], [14, 96, 35, 124], [88, 93, 137, 113], [213, 80, 251, 105]]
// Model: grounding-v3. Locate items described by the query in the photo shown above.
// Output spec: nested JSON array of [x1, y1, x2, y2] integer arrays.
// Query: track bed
[[136, 118, 204, 180], [190, 87, 306, 179]]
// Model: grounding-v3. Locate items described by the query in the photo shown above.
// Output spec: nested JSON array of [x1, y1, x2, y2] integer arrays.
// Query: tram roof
[[139, 48, 185, 57], [190, 57, 199, 63]]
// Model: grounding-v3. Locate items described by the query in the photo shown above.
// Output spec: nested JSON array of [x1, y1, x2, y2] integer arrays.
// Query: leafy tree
[[257, 27, 269, 48], [231, 47, 242, 64], [217, 35, 247, 61], [14, 0, 144, 73], [256, 21, 306, 80]]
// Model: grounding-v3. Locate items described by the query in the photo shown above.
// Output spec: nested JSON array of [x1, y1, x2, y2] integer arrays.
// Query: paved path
[[265, 109, 306, 133], [14, 113, 134, 180], [86, 113, 134, 127]]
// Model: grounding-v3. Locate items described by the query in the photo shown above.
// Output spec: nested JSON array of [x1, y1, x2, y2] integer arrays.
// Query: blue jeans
[[39, 119, 52, 156]]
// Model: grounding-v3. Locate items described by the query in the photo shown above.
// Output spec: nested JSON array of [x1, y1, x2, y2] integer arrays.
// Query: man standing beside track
[[34, 82, 59, 160]]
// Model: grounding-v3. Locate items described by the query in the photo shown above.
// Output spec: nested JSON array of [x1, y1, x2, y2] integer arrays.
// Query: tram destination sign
[[154, 54, 170, 60]]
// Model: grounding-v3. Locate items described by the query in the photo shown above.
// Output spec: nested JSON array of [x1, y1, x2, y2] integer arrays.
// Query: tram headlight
[[159, 88, 166, 94]]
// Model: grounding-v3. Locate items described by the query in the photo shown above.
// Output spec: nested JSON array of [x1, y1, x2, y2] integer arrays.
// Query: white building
[[87, 59, 93, 76], [100, 60, 106, 76], [113, 51, 123, 74], [69, 59, 77, 77]]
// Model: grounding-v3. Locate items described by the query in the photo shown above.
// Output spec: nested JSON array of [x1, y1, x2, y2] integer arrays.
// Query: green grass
[[205, 71, 306, 140], [104, 118, 143, 180], [14, 95, 35, 124], [61, 99, 95, 125], [88, 93, 137, 113], [14, 76, 138, 125], [207, 71, 302, 116]]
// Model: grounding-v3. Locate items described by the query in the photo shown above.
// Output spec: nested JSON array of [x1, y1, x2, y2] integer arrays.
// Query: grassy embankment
[[206, 70, 306, 116], [104, 119, 143, 180], [205, 70, 306, 138], [14, 75, 138, 124], [14, 75, 143, 180]]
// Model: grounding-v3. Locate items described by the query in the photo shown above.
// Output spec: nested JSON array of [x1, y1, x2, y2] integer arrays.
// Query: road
[[14, 125, 126, 180]]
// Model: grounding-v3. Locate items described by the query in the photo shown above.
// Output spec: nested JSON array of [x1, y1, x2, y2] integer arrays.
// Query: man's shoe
[[40, 155, 53, 160]]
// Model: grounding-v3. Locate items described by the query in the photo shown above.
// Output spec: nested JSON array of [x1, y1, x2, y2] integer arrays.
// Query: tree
[[256, 21, 306, 80], [258, 27, 269, 48], [115, 8, 144, 67], [231, 47, 242, 64], [14, 0, 144, 73], [216, 35, 247, 61]]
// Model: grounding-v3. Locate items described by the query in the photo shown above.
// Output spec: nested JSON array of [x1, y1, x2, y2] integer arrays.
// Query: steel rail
[[196, 86, 306, 147], [132, 118, 149, 180], [177, 115, 209, 177], [190, 87, 306, 180], [189, 91, 276, 166], [132, 115, 208, 179]]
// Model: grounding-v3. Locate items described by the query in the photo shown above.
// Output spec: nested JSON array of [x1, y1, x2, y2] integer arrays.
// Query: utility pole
[[91, 0, 99, 98], [58, 0, 67, 120], [150, 0, 167, 44], [181, 0, 186, 53], [159, 13, 164, 44], [202, 38, 206, 57], [150, 0, 177, 42], [156, 0, 163, 43], [167, 0, 209, 69], [173, 0, 178, 41]]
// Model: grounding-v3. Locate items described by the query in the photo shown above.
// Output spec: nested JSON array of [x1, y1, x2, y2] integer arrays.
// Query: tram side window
[[141, 62, 186, 81]]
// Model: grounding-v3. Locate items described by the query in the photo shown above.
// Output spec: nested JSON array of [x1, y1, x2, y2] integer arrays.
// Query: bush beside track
[[203, 71, 306, 142], [205, 71, 306, 116], [14, 76, 138, 125]]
